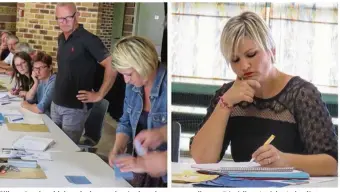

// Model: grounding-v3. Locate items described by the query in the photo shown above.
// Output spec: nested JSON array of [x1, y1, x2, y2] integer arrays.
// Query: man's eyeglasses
[[56, 12, 77, 23], [33, 65, 48, 71]]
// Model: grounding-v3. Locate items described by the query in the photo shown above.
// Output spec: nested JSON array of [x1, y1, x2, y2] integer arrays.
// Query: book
[[12, 136, 55, 151]]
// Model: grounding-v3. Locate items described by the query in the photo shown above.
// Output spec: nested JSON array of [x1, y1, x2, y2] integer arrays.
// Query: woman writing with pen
[[190, 11, 338, 176]]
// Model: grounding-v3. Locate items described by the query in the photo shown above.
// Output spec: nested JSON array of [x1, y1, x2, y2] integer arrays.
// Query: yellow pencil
[[250, 134, 275, 162]]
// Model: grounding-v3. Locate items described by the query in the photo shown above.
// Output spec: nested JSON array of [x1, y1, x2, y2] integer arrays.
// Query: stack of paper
[[8, 159, 38, 168], [12, 136, 55, 151], [0, 93, 21, 104], [0, 148, 52, 160]]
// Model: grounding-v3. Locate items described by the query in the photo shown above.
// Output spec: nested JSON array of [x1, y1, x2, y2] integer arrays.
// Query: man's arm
[[97, 56, 117, 98]]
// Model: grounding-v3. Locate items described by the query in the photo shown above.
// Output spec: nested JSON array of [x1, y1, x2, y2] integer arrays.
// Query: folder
[[7, 123, 49, 132], [0, 165, 47, 179]]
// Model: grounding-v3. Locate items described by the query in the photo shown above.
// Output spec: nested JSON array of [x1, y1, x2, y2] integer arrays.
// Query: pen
[[1, 102, 10, 105], [2, 148, 25, 151], [12, 117, 24, 122], [250, 134, 275, 162]]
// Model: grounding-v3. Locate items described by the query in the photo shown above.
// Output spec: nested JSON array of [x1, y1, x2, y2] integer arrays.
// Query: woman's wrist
[[218, 96, 233, 109]]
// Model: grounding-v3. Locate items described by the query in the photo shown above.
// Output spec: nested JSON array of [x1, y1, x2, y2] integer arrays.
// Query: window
[[171, 2, 338, 91]]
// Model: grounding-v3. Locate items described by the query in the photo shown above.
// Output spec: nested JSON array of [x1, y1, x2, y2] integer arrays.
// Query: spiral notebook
[[191, 162, 294, 173]]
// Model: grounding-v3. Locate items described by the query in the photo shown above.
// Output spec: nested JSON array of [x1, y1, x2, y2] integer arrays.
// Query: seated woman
[[108, 36, 167, 187], [21, 52, 56, 117], [190, 11, 338, 176], [10, 52, 33, 97]]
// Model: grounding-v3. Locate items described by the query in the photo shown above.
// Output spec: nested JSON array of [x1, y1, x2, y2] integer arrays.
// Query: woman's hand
[[108, 148, 119, 167], [252, 144, 288, 167], [134, 128, 165, 150], [10, 88, 19, 95], [115, 152, 167, 177], [19, 91, 27, 98], [140, 151, 167, 177], [115, 155, 145, 173], [222, 78, 261, 106]]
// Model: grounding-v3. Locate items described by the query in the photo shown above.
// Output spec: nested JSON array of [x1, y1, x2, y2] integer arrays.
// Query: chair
[[171, 121, 181, 162], [78, 99, 109, 152]]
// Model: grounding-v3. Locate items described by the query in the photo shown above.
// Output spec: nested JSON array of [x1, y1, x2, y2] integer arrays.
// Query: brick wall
[[15, 2, 103, 66], [0, 3, 17, 34], [13, 2, 135, 67], [98, 3, 114, 50], [123, 3, 135, 36]]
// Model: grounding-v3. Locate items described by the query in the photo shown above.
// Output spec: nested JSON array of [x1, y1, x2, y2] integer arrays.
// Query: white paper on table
[[7, 116, 44, 124], [21, 152, 52, 161], [19, 108, 44, 124], [0, 92, 8, 99], [7, 116, 25, 123], [0, 109, 23, 116]]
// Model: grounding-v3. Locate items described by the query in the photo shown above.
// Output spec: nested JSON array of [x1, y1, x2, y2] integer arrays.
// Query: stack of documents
[[191, 162, 310, 187], [12, 135, 55, 151], [0, 148, 52, 160], [0, 93, 21, 104]]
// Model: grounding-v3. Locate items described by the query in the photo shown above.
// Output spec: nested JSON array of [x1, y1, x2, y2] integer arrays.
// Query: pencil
[[250, 134, 275, 162]]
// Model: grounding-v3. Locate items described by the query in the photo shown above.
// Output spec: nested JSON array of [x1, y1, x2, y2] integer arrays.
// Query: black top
[[54, 24, 111, 109], [0, 49, 10, 61], [93, 65, 125, 120], [133, 110, 149, 157], [190, 76, 338, 162]]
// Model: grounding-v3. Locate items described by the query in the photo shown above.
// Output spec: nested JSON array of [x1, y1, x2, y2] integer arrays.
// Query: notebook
[[192, 162, 295, 172], [12, 136, 55, 151]]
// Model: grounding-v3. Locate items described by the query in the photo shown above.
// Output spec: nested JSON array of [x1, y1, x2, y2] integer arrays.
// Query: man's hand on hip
[[76, 90, 103, 103]]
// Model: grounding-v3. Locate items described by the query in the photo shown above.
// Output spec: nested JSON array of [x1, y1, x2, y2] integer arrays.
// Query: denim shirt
[[27, 74, 56, 117], [116, 64, 167, 182], [116, 64, 167, 146]]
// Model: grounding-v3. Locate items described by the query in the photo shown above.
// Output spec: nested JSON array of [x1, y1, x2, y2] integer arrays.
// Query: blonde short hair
[[220, 11, 275, 64], [112, 36, 159, 78]]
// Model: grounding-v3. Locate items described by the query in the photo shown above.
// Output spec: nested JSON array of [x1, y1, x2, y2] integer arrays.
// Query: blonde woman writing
[[190, 11, 337, 176]]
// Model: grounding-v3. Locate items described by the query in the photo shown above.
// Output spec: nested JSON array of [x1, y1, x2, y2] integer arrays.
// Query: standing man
[[52, 3, 116, 143]]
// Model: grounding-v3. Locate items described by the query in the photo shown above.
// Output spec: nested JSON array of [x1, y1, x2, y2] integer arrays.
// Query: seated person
[[15, 42, 37, 59], [21, 52, 56, 117], [0, 31, 10, 61], [108, 36, 167, 187], [190, 11, 338, 176], [10, 52, 33, 97], [0, 34, 19, 73]]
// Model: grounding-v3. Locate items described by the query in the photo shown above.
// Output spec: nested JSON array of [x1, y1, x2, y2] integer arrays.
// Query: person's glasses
[[15, 61, 27, 69], [56, 12, 77, 23], [33, 65, 48, 72]]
